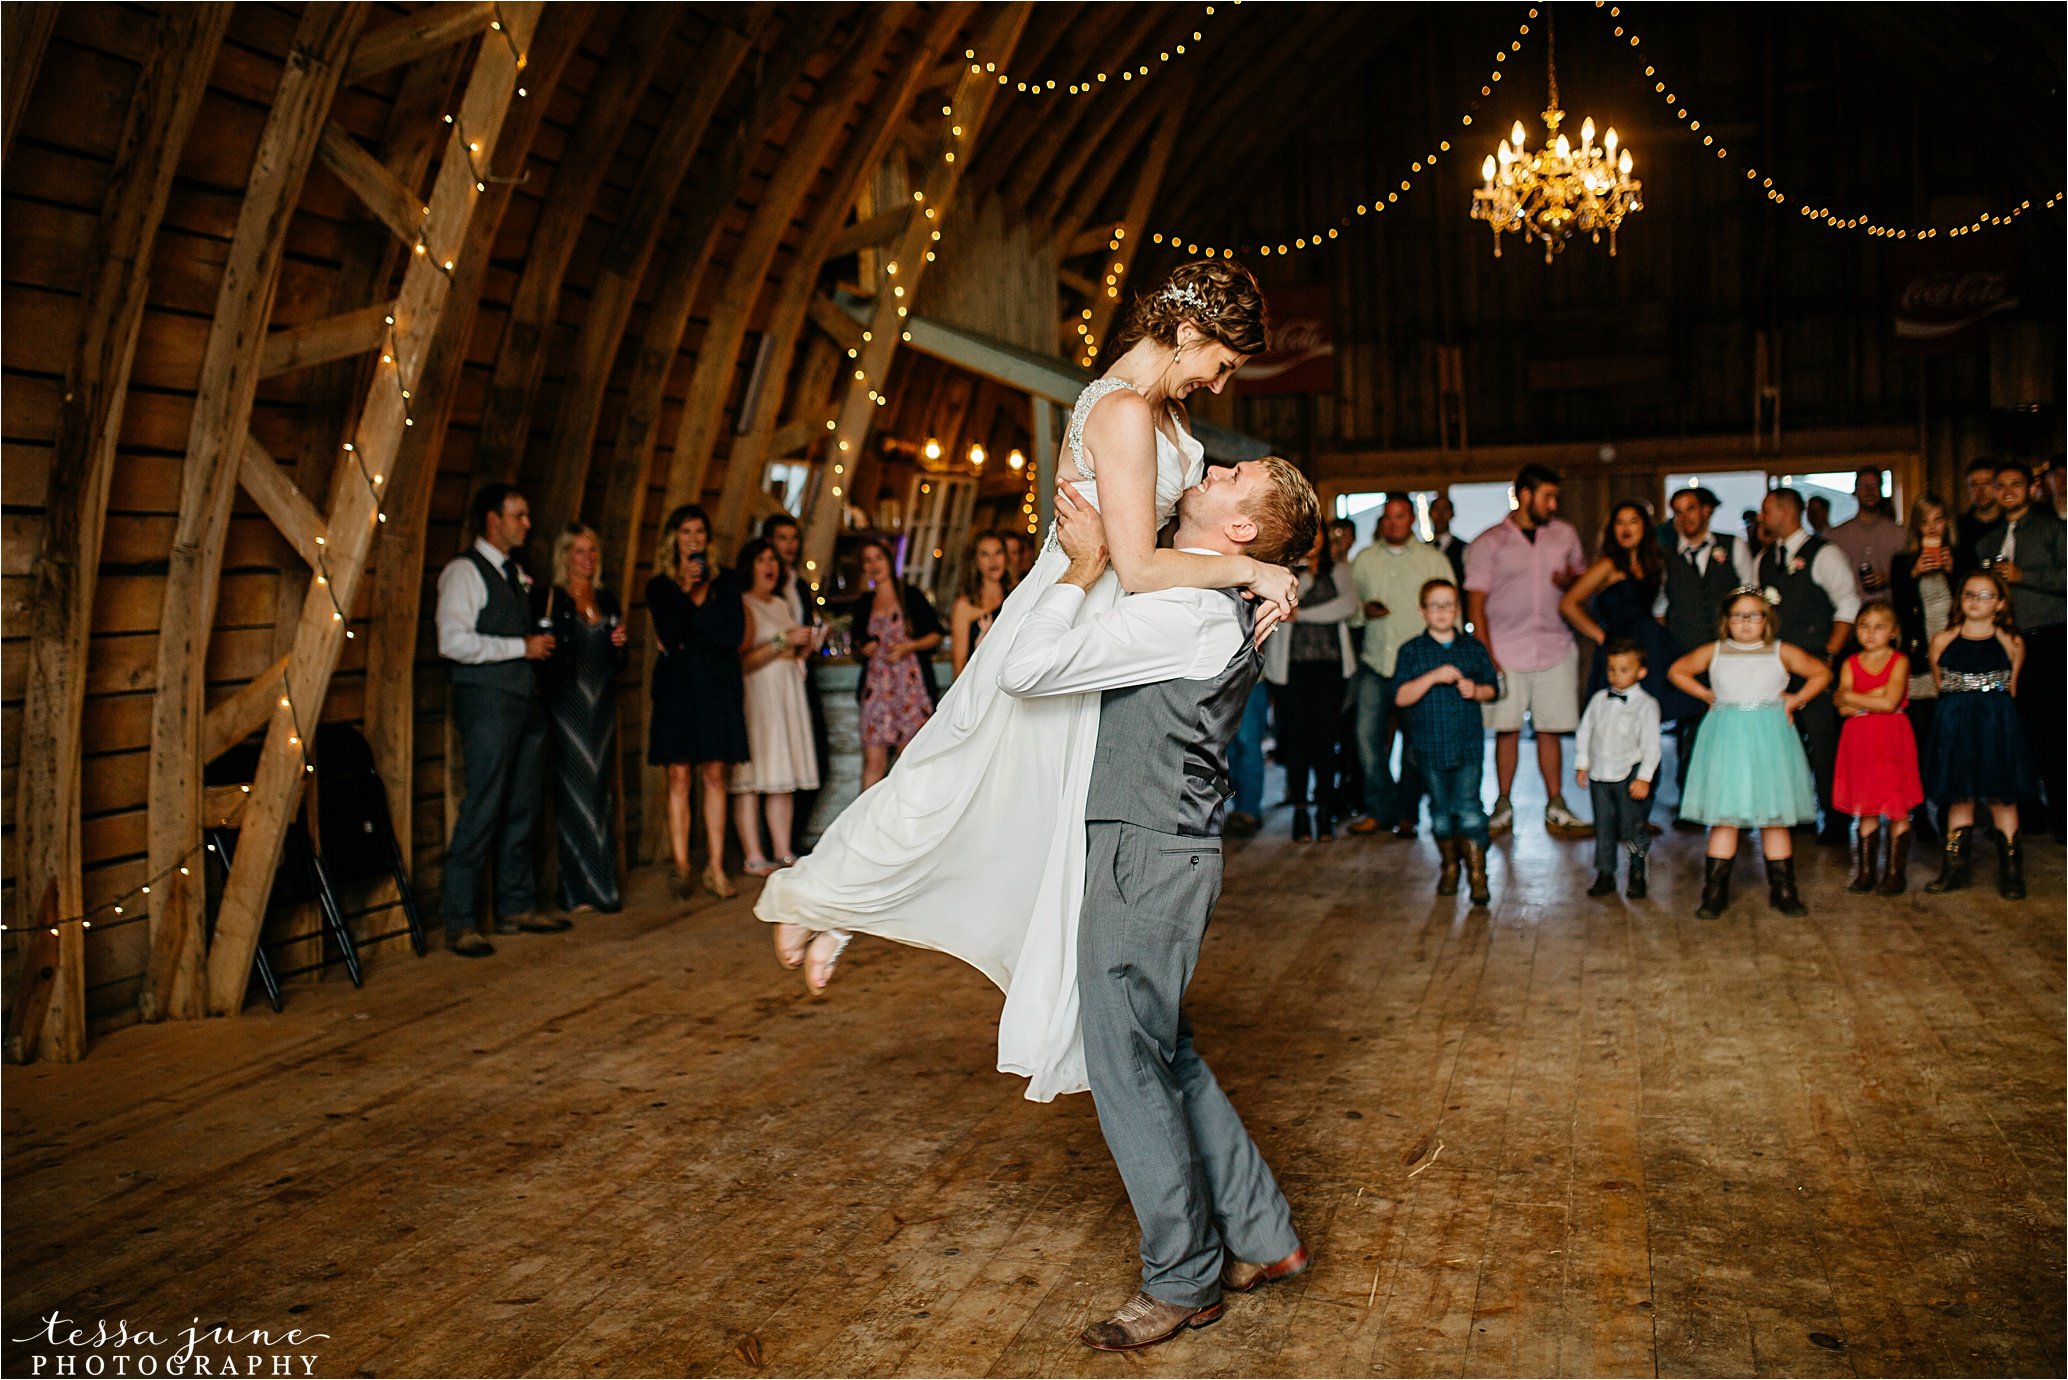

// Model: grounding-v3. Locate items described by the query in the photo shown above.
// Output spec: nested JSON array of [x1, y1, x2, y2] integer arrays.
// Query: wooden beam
[[823, 205, 912, 261], [344, 1, 495, 85], [234, 433, 328, 568], [768, 417, 821, 458], [657, 6, 911, 534], [800, 4, 1034, 580], [258, 300, 395, 377], [598, 5, 843, 619], [3, 887, 60, 1065], [712, 0, 977, 547], [363, 5, 589, 899], [963, 1, 1098, 200], [1079, 93, 1189, 360], [146, 2, 366, 1024], [1056, 265, 1097, 298], [9, 3, 230, 1061], [807, 292, 866, 351], [317, 122, 426, 245], [201, 654, 295, 762], [467, 3, 682, 494], [526, 6, 768, 546], [2, 0, 59, 165], [1064, 223, 1117, 258], [203, 4, 544, 1018], [1050, 63, 1193, 228], [987, 4, 1135, 207]]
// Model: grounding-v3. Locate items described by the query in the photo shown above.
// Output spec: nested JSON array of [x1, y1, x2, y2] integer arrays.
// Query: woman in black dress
[[647, 504, 748, 899], [541, 523, 629, 913], [1560, 500, 1691, 721]]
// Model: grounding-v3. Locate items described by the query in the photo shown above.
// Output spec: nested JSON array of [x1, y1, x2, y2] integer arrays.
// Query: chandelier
[[1470, 11, 1641, 262]]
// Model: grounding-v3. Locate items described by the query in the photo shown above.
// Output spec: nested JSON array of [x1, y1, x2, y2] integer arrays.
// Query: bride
[[758, 260, 1295, 1102]]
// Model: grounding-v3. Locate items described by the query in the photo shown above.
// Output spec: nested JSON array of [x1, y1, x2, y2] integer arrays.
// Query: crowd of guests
[[432, 483, 1038, 955], [1241, 459, 2062, 918]]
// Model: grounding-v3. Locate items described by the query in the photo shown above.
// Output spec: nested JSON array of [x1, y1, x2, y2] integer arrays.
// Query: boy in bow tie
[[1575, 639, 1663, 898]]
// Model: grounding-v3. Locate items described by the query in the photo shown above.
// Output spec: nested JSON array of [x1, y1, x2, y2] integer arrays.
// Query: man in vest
[[1660, 486, 1754, 825], [1756, 487, 1861, 845], [998, 458, 1319, 1353], [434, 483, 570, 956]]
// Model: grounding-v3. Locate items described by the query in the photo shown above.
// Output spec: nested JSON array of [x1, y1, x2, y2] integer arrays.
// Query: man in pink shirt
[[1464, 465, 1594, 837]]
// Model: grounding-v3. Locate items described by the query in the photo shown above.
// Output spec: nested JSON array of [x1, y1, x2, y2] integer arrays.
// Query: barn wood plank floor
[[5, 817, 2063, 1378]]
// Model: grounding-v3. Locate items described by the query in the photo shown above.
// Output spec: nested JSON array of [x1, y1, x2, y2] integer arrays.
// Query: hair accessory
[[1158, 280, 1224, 322], [1727, 583, 1769, 600]]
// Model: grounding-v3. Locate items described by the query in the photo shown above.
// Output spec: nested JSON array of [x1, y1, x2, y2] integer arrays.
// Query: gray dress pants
[[1078, 820, 1300, 1308], [444, 683, 547, 933]]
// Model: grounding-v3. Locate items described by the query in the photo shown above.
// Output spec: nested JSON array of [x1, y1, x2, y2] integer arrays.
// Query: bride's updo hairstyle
[[1113, 259, 1269, 358]]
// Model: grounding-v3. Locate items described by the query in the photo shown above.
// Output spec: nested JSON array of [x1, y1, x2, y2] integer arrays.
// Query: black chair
[[311, 723, 427, 958]]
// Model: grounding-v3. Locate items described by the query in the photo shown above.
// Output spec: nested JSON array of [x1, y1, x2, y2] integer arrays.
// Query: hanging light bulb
[[923, 438, 941, 461]]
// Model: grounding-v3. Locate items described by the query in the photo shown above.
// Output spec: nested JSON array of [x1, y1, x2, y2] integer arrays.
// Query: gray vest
[[449, 549, 536, 697], [1084, 589, 1259, 837], [1662, 533, 1741, 651]]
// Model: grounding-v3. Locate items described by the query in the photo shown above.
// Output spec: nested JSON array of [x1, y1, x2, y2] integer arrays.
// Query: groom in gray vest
[[434, 484, 570, 956], [999, 458, 1322, 1353]]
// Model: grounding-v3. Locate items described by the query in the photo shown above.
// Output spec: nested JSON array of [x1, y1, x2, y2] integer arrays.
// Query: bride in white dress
[[759, 261, 1296, 1102]]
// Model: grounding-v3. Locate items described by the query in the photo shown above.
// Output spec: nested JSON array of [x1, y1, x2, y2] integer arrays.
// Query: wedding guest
[[1806, 495, 1832, 536], [1559, 500, 1684, 713], [1000, 530, 1035, 585], [1924, 571, 2036, 898], [1574, 639, 1662, 899], [1394, 579, 1498, 905], [1428, 494, 1470, 587], [1956, 456, 2004, 570], [2044, 457, 2068, 519], [1328, 513, 1365, 822], [1889, 496, 1968, 837], [1833, 602, 1924, 894], [1263, 526, 1357, 841], [1670, 590, 1828, 919], [1754, 487, 1860, 844], [732, 538, 820, 877], [1465, 464, 1593, 838], [1346, 498, 1451, 838], [435, 484, 567, 957], [1327, 517, 1358, 565], [846, 537, 943, 789], [1224, 680, 1271, 837], [762, 513, 828, 829], [1972, 461, 2064, 838], [1659, 486, 1753, 821], [1829, 468, 1904, 593], [950, 530, 1013, 675], [1741, 508, 1764, 560], [540, 523, 628, 915], [648, 504, 748, 900]]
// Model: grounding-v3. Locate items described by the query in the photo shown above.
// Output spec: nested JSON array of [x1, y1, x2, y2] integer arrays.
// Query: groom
[[998, 457, 1322, 1352]]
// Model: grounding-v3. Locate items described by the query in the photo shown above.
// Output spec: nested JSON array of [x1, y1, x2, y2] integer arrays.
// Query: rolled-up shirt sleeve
[[997, 585, 1241, 698], [1810, 544, 1863, 624], [436, 558, 527, 665]]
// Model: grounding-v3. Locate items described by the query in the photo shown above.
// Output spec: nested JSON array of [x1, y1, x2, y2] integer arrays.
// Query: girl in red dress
[[1834, 601, 1926, 894]]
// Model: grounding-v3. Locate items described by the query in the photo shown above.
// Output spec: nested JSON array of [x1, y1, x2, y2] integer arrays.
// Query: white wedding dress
[[756, 378, 1204, 1102]]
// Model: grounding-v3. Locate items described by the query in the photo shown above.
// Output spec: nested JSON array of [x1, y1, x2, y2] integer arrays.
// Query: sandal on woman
[[670, 868, 696, 901], [701, 865, 737, 900], [772, 921, 810, 970], [743, 858, 779, 878], [803, 928, 851, 995]]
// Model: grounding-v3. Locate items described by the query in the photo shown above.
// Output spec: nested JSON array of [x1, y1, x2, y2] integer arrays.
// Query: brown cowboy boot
[[1436, 838, 1460, 896], [1460, 839, 1491, 905], [1876, 831, 1910, 895], [1846, 828, 1881, 893], [1078, 1292, 1223, 1352], [1222, 1243, 1311, 1293]]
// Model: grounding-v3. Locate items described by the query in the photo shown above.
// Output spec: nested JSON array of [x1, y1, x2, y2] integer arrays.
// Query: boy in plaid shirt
[[1394, 579, 1499, 904]]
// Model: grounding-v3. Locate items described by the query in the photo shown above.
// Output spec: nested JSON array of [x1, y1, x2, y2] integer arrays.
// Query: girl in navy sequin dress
[[1924, 570, 2035, 898]]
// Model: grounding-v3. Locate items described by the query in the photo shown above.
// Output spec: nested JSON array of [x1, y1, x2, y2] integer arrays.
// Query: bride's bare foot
[[803, 929, 850, 995], [772, 921, 810, 970]]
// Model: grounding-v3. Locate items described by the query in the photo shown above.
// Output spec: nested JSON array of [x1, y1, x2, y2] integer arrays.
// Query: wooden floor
[[6, 804, 2064, 1377]]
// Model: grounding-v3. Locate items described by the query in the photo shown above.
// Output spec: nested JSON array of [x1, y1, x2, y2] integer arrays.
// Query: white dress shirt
[[436, 536, 530, 665], [1673, 531, 1756, 586], [997, 564, 1245, 700], [1574, 684, 1663, 784], [1768, 526, 1862, 625]]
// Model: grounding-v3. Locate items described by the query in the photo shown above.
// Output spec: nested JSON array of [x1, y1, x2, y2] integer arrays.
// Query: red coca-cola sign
[[1240, 285, 1334, 394], [1893, 243, 2019, 352]]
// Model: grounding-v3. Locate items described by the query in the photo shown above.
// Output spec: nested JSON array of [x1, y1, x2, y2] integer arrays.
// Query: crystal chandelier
[[1470, 12, 1641, 262]]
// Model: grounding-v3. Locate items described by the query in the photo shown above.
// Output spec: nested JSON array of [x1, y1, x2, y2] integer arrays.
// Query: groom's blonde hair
[[1240, 456, 1322, 567]]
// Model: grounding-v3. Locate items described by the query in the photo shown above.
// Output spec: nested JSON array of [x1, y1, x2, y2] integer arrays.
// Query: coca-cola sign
[[1893, 244, 2019, 352], [1240, 285, 1334, 394]]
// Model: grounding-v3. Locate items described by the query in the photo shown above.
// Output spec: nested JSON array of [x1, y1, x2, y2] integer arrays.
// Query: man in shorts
[[1463, 464, 1593, 837]]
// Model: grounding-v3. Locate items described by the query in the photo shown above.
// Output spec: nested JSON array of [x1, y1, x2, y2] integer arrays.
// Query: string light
[[1597, 2, 2059, 240], [1142, 8, 1533, 256], [5, 675, 318, 937], [963, 4, 1237, 97]]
